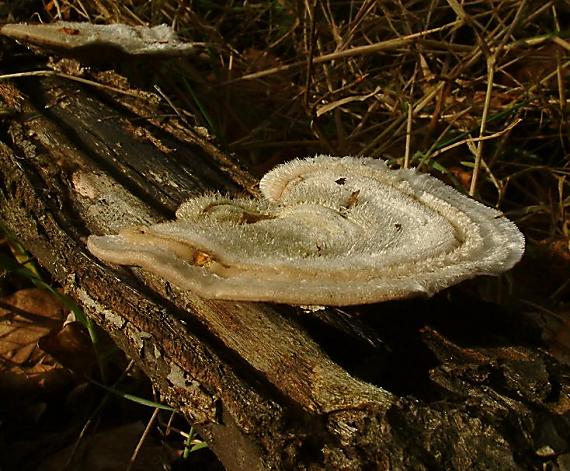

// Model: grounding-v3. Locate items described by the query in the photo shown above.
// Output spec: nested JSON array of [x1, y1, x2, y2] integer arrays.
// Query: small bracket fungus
[[87, 156, 524, 306], [0, 22, 195, 57]]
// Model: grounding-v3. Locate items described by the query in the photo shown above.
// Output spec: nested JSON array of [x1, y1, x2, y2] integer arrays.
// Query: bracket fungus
[[87, 156, 524, 306], [0, 22, 195, 57]]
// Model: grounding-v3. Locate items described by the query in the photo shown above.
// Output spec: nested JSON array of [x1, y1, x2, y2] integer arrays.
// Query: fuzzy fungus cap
[[0, 22, 194, 57], [87, 156, 525, 306]]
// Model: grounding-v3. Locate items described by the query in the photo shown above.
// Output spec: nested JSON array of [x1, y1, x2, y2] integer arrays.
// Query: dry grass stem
[[0, 70, 151, 99], [126, 407, 160, 471], [431, 118, 522, 160], [228, 22, 459, 83], [470, 55, 496, 196], [404, 100, 413, 169]]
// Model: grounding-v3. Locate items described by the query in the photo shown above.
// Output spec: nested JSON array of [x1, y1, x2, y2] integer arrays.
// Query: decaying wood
[[1, 70, 570, 470]]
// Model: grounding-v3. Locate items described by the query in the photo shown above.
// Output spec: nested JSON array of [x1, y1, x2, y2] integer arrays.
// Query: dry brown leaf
[[38, 321, 98, 373], [0, 287, 73, 418], [41, 422, 169, 471], [448, 166, 472, 190], [0, 288, 64, 368], [243, 48, 282, 72], [504, 43, 569, 87]]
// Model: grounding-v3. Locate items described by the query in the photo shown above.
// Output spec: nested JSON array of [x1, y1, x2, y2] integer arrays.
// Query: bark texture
[[1, 73, 569, 471]]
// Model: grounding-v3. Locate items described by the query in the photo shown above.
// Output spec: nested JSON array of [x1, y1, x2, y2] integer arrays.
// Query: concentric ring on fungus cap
[[87, 155, 525, 306]]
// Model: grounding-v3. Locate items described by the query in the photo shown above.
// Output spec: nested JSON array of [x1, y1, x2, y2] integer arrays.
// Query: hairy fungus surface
[[87, 156, 525, 306], [0, 22, 194, 56]]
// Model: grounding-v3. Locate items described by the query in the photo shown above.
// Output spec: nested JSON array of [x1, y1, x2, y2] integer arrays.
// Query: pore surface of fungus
[[87, 156, 524, 306]]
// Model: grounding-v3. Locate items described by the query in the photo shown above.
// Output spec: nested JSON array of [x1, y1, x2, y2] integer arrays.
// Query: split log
[[1, 70, 569, 470]]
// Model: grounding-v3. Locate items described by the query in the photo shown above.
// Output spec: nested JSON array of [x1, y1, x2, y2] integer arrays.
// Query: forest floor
[[0, 1, 569, 469]]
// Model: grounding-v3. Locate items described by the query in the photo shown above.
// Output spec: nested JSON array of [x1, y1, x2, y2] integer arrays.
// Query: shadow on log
[[1, 68, 569, 470]]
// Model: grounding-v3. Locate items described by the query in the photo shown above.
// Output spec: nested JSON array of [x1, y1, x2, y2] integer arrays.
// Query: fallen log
[[1, 68, 569, 470]]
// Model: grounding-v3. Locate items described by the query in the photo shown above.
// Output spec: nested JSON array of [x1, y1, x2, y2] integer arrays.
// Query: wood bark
[[1, 72, 569, 471]]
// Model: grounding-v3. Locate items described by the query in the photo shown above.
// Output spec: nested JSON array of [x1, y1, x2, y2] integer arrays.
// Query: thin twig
[[304, 0, 319, 108], [552, 36, 570, 53], [404, 101, 413, 168], [0, 299, 62, 326], [0, 70, 151, 99], [154, 84, 188, 125], [431, 118, 521, 159], [226, 22, 459, 83], [64, 360, 137, 469], [552, 6, 566, 112], [470, 54, 496, 196], [126, 407, 160, 471]]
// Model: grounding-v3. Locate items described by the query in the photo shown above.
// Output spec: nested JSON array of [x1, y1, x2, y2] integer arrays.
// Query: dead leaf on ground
[[0, 288, 65, 368], [0, 287, 76, 402], [448, 166, 472, 190], [41, 421, 170, 471], [39, 321, 98, 373], [0, 288, 76, 455]]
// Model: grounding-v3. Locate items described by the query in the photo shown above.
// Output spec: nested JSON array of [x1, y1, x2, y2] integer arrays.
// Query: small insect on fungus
[[87, 156, 525, 306]]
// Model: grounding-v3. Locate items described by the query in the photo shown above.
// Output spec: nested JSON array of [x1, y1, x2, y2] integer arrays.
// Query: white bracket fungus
[[0, 22, 195, 57], [87, 156, 525, 306]]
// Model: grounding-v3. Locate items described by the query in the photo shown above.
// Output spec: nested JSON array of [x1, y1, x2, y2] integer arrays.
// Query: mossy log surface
[[1, 73, 569, 471]]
